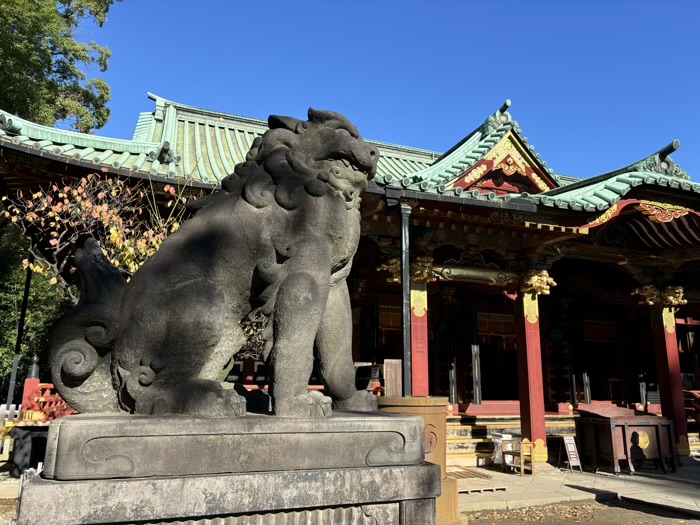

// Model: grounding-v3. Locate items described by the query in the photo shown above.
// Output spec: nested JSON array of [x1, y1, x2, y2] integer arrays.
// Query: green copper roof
[[373, 99, 560, 198], [1, 96, 694, 213], [532, 140, 698, 211], [0, 93, 438, 185]]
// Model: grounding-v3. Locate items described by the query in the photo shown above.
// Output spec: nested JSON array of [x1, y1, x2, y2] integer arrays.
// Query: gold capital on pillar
[[520, 270, 555, 324]]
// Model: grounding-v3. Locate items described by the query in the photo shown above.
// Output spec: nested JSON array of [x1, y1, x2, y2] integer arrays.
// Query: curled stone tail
[[48, 240, 126, 413]]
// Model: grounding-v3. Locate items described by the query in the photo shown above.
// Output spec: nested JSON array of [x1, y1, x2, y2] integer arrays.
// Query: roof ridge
[[543, 140, 688, 197], [148, 92, 269, 128], [0, 110, 158, 154], [146, 92, 441, 160]]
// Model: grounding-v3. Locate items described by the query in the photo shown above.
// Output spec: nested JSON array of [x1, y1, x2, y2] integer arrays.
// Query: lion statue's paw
[[274, 390, 332, 418], [332, 390, 378, 412], [146, 379, 247, 418]]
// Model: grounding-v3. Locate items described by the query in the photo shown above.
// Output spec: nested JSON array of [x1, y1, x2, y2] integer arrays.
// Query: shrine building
[[1, 94, 699, 464]]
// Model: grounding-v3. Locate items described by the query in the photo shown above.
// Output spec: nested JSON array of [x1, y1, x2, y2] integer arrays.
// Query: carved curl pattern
[[638, 201, 689, 223]]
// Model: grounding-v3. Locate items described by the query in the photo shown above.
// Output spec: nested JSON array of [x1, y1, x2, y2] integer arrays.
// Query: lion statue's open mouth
[[49, 109, 380, 419]]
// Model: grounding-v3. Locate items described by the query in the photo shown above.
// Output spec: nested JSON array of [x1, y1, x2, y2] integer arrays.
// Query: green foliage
[[0, 0, 121, 132], [0, 218, 70, 394]]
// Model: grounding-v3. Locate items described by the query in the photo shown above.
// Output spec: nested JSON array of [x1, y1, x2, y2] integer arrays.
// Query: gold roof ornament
[[520, 270, 556, 295]]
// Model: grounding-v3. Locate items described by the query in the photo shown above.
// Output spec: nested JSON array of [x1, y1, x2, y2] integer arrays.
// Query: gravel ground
[[465, 500, 700, 525], [0, 499, 15, 525], [1, 498, 698, 524]]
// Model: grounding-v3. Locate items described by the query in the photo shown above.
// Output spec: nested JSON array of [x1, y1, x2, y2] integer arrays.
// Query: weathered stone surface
[[16, 463, 440, 525], [49, 109, 379, 418], [43, 412, 424, 480]]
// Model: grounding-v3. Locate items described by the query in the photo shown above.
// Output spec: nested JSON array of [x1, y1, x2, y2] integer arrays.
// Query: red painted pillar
[[411, 282, 430, 396], [515, 271, 555, 463], [650, 306, 689, 455]]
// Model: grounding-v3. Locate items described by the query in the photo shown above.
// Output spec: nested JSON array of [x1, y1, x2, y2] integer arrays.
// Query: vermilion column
[[650, 304, 689, 455], [634, 284, 690, 456], [411, 281, 429, 396], [515, 270, 554, 463]]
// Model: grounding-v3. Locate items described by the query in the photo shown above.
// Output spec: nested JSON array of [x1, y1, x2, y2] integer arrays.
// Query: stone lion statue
[[49, 109, 379, 418]]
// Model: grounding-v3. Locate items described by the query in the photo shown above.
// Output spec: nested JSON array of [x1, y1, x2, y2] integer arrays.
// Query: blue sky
[[91, 1, 700, 180]]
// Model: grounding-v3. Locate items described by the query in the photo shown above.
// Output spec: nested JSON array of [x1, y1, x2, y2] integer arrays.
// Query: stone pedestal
[[16, 412, 440, 525], [378, 397, 463, 525]]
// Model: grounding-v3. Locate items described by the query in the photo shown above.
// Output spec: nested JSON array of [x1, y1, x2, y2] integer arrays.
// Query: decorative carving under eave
[[637, 201, 690, 223], [520, 270, 556, 295], [632, 285, 661, 305], [377, 257, 401, 283], [484, 133, 550, 192], [376, 256, 437, 284], [588, 204, 618, 227], [410, 256, 436, 283], [662, 286, 687, 307], [633, 285, 687, 307]]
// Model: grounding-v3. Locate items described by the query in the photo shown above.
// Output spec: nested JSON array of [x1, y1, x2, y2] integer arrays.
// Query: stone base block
[[16, 412, 440, 525], [17, 463, 440, 525], [43, 412, 424, 480]]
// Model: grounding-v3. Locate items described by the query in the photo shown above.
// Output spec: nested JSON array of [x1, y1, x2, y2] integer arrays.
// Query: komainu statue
[[49, 109, 379, 418]]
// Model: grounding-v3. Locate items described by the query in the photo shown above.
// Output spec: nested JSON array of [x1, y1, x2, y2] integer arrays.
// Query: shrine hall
[[1, 94, 699, 464]]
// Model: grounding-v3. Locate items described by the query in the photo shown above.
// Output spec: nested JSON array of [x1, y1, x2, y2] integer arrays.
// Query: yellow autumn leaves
[[4, 174, 198, 288]]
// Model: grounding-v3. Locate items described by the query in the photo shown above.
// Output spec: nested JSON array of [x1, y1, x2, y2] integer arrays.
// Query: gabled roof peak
[[375, 99, 559, 197]]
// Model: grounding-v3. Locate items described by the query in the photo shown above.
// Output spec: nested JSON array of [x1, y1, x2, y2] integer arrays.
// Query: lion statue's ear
[[268, 115, 304, 133], [307, 108, 360, 138]]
